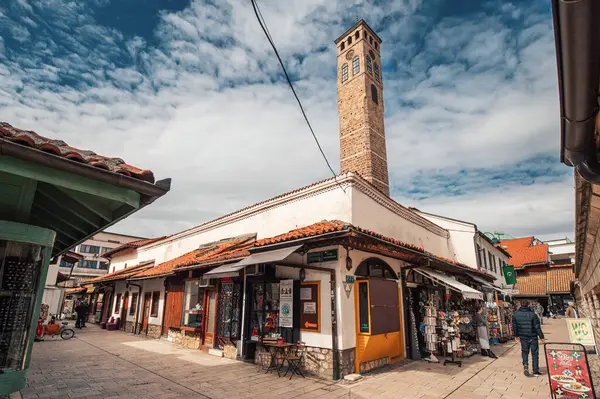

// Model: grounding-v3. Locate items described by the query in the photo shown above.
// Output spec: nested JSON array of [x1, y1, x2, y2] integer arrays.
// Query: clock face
[[345, 50, 355, 61]]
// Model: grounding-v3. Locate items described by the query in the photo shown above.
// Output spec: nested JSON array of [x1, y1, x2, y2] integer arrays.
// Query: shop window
[[358, 282, 370, 333], [249, 282, 280, 340], [374, 63, 380, 82], [79, 245, 100, 254], [355, 257, 396, 279], [341, 63, 348, 83], [366, 56, 373, 74], [182, 280, 204, 329], [129, 293, 138, 315], [150, 291, 160, 317], [352, 55, 360, 75], [371, 84, 378, 105], [114, 294, 121, 314]]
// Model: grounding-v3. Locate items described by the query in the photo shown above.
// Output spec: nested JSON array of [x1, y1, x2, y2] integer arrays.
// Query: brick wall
[[575, 291, 600, 390], [337, 25, 389, 196]]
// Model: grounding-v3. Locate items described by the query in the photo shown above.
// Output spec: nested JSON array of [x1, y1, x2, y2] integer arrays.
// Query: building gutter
[[0, 139, 171, 200], [552, 0, 600, 182]]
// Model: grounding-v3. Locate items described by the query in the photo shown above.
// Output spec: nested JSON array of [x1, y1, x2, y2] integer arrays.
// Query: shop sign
[[544, 343, 596, 398], [300, 281, 320, 332], [345, 275, 355, 283], [279, 279, 293, 328], [566, 318, 597, 348], [307, 249, 338, 264]]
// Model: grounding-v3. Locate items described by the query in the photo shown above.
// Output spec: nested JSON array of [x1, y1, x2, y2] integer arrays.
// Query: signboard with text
[[566, 318, 597, 348], [307, 249, 338, 264], [300, 281, 320, 332], [545, 343, 596, 398], [279, 279, 293, 328]]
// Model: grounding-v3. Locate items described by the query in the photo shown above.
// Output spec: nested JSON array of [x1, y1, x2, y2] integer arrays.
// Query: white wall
[[475, 234, 509, 287], [139, 187, 353, 265], [109, 251, 140, 273], [142, 278, 165, 326], [42, 287, 64, 316], [352, 189, 454, 259]]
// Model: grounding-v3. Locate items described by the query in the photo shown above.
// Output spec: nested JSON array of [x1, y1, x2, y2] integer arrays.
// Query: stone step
[[208, 348, 224, 357]]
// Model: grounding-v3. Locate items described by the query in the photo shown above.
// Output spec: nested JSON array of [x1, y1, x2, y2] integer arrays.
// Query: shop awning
[[204, 245, 302, 278], [466, 272, 508, 294], [415, 267, 483, 300]]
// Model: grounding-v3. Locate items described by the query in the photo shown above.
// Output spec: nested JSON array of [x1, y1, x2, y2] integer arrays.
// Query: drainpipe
[[552, 0, 600, 183], [128, 281, 143, 335]]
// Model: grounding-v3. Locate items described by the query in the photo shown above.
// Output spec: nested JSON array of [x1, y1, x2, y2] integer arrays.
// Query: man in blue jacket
[[512, 299, 545, 376]]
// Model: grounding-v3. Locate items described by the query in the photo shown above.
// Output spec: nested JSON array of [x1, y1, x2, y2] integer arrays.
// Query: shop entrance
[[203, 289, 217, 348], [215, 281, 242, 350], [354, 258, 403, 373], [120, 292, 129, 330], [141, 293, 151, 335]]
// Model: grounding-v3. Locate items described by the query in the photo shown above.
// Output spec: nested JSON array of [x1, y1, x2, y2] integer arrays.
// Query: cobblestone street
[[21, 318, 571, 398]]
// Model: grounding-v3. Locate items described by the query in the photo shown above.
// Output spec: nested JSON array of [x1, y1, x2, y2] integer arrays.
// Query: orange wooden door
[[163, 281, 184, 336], [203, 290, 217, 347], [142, 293, 151, 333]]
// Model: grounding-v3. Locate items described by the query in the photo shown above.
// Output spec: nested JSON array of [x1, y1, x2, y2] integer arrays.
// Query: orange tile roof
[[132, 237, 255, 279], [499, 237, 549, 268], [65, 286, 87, 294], [86, 261, 153, 284], [547, 267, 574, 293], [0, 122, 155, 182], [515, 273, 547, 296], [102, 236, 167, 259], [254, 220, 424, 252]]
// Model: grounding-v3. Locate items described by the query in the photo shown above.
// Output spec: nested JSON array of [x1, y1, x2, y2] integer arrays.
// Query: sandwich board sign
[[566, 318, 597, 350]]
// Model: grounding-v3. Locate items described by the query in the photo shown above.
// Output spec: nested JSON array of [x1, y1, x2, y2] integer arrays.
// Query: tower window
[[374, 63, 380, 82], [355, 31, 360, 39], [366, 56, 373, 74], [340, 42, 345, 51], [348, 36, 352, 45], [375, 42, 378, 51], [352, 56, 360, 75], [369, 36, 373, 45], [371, 84, 378, 104], [341, 63, 348, 83]]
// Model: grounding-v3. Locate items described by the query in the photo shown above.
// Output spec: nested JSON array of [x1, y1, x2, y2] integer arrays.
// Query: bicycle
[[50, 321, 75, 340]]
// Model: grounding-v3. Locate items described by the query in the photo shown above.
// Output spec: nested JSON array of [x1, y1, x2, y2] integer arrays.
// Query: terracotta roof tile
[[65, 286, 87, 294], [499, 237, 549, 268], [102, 236, 167, 259], [86, 261, 153, 284], [0, 122, 155, 183], [547, 267, 574, 293], [515, 273, 547, 296], [133, 237, 255, 279], [255, 220, 348, 247]]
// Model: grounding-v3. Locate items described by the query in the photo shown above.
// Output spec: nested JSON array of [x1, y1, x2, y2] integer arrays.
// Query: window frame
[[341, 63, 348, 83], [374, 63, 380, 82], [352, 55, 360, 75], [371, 84, 378, 104], [79, 244, 100, 254], [150, 291, 160, 318], [366, 56, 373, 74], [79, 260, 98, 269], [488, 252, 495, 273], [357, 281, 371, 334]]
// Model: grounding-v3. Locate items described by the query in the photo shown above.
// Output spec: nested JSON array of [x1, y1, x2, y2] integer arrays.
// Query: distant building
[[412, 210, 510, 287], [56, 231, 145, 287], [544, 237, 575, 266]]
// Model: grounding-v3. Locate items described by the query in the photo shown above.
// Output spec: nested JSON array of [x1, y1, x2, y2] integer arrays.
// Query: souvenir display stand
[[0, 221, 55, 396]]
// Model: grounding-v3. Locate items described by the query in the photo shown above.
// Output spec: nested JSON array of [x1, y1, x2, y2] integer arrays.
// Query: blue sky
[[0, 0, 573, 240]]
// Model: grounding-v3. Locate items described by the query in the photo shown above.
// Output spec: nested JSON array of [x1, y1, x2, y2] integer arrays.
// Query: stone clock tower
[[335, 20, 389, 195]]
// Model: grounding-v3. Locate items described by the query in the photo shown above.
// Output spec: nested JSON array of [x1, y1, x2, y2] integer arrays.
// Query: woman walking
[[475, 305, 497, 359]]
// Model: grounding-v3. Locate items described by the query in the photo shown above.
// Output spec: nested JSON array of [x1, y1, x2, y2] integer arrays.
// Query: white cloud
[[0, 0, 573, 241]]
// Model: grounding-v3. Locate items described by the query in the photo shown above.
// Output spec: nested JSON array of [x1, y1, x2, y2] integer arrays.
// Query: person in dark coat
[[74, 301, 88, 329], [512, 299, 545, 377]]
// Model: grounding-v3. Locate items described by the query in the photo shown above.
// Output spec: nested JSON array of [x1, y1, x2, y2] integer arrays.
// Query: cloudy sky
[[0, 0, 572, 241]]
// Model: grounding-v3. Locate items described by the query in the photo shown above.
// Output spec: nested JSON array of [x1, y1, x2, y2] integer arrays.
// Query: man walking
[[535, 302, 544, 325], [512, 300, 545, 377]]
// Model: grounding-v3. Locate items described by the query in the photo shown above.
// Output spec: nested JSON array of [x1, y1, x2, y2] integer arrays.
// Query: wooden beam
[[0, 156, 141, 208], [55, 186, 113, 222], [36, 184, 105, 229], [31, 202, 87, 242]]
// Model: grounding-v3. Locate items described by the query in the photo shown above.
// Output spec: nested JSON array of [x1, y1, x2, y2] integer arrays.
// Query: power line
[[250, 0, 345, 192]]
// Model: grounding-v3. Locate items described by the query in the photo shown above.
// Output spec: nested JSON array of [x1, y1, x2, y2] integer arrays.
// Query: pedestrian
[[535, 302, 544, 325], [512, 299, 545, 377], [475, 305, 497, 359], [80, 301, 89, 328], [565, 303, 578, 318], [74, 301, 87, 329]]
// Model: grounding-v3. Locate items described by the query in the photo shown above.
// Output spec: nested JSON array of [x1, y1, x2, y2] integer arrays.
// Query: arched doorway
[[354, 257, 404, 373]]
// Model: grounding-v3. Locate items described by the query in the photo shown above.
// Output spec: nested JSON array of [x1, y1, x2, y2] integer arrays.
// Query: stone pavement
[[21, 318, 569, 398]]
